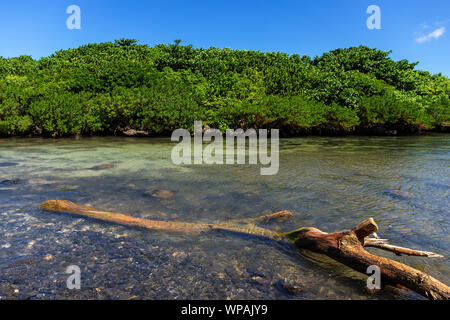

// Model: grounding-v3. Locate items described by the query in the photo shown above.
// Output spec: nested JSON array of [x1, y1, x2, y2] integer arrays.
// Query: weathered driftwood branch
[[228, 210, 294, 224], [284, 220, 449, 300], [40, 200, 284, 240], [40, 200, 449, 300], [363, 238, 444, 258]]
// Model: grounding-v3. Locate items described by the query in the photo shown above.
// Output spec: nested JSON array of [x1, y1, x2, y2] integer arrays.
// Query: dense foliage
[[0, 39, 449, 137]]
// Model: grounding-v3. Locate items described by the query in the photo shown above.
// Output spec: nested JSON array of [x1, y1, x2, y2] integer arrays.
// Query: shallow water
[[0, 135, 448, 300]]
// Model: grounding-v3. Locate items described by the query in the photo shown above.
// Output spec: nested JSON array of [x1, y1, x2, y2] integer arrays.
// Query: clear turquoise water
[[0, 135, 448, 299]]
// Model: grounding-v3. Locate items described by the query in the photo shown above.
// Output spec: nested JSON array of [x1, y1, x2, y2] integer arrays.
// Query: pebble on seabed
[[281, 278, 303, 295]]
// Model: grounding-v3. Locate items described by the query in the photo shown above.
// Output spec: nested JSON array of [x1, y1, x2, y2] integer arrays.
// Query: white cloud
[[416, 27, 446, 43]]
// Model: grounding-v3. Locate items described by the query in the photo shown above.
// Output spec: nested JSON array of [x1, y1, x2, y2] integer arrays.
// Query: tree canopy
[[0, 40, 448, 137]]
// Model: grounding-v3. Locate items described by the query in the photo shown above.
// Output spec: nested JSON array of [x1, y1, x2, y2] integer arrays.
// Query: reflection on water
[[0, 135, 448, 300]]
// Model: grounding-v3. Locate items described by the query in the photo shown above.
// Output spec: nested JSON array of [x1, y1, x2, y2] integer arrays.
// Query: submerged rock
[[216, 273, 227, 280], [250, 276, 271, 287], [145, 188, 174, 199], [90, 164, 116, 171], [0, 179, 20, 186], [384, 190, 415, 200], [426, 182, 450, 190], [0, 163, 18, 167], [278, 277, 304, 295]]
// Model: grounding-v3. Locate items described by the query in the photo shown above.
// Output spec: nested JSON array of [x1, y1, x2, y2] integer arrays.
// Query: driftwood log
[[40, 200, 449, 300], [284, 219, 449, 300]]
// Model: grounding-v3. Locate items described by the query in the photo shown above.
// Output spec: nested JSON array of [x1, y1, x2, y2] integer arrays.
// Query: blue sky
[[0, 0, 449, 75]]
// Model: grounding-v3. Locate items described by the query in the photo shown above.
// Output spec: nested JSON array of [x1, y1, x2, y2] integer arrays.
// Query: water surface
[[0, 135, 449, 299]]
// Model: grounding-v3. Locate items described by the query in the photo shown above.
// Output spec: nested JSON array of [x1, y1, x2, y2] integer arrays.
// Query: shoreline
[[1, 126, 448, 139]]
